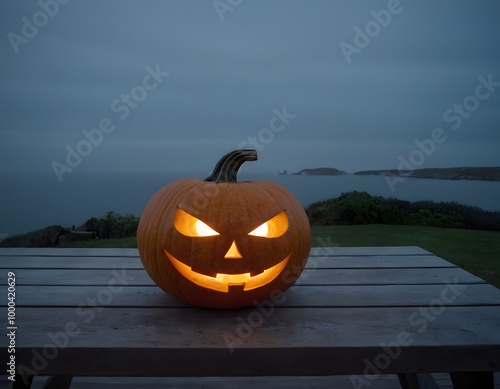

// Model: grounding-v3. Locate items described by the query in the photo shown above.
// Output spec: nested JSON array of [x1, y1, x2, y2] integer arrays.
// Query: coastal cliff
[[292, 167, 347, 176], [285, 166, 500, 181], [354, 167, 500, 182]]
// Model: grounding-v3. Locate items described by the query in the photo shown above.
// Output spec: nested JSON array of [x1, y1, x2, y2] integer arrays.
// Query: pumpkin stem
[[204, 149, 258, 183]]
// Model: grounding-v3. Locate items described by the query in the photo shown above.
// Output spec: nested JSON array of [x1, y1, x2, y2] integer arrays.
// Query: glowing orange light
[[225, 241, 243, 259], [165, 250, 291, 293], [195, 220, 219, 237], [169, 208, 291, 292], [174, 208, 219, 237], [249, 210, 288, 238], [248, 222, 269, 237]]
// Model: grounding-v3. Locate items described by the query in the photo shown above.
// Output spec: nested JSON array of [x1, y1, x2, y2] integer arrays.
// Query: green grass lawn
[[311, 224, 500, 288], [56, 224, 500, 288]]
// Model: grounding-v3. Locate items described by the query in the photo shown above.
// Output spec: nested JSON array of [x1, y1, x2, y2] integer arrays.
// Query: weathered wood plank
[[6, 306, 500, 376], [306, 255, 455, 269], [0, 256, 144, 269], [0, 246, 430, 258], [28, 374, 412, 389], [1, 246, 497, 381], [310, 246, 430, 256], [10, 306, 500, 349], [8, 283, 500, 308], [0, 267, 485, 287], [0, 254, 455, 270], [0, 247, 140, 257], [24, 374, 500, 389], [0, 268, 144, 286], [300, 267, 486, 285]]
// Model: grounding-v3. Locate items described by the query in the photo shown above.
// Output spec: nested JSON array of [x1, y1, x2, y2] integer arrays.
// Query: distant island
[[354, 167, 500, 182], [280, 166, 500, 182], [291, 168, 347, 176]]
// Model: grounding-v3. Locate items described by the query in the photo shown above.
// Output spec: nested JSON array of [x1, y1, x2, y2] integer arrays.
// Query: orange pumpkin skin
[[137, 150, 311, 309]]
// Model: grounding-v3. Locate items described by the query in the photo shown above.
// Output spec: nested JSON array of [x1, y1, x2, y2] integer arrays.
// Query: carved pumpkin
[[137, 149, 311, 308]]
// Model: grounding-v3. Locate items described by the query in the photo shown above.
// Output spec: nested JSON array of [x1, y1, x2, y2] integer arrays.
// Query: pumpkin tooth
[[190, 266, 217, 278], [227, 284, 246, 292]]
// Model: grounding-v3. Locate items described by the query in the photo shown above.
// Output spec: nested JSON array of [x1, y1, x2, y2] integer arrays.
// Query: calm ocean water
[[1, 171, 500, 236]]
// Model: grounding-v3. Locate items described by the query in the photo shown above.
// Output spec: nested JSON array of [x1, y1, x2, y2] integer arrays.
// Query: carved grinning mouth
[[164, 250, 292, 293]]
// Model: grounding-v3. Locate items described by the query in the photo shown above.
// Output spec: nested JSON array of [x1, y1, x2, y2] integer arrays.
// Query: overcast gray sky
[[1, 0, 500, 179]]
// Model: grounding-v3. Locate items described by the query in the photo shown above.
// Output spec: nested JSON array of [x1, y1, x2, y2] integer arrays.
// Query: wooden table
[[1, 246, 499, 389]]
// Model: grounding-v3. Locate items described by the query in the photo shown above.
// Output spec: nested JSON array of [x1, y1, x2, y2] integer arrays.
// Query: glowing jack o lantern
[[137, 149, 311, 308]]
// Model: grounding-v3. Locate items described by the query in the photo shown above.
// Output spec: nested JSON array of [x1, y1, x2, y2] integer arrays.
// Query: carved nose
[[225, 241, 243, 259]]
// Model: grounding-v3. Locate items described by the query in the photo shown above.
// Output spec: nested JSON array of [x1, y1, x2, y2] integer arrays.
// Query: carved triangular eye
[[248, 211, 288, 238], [248, 222, 269, 237], [174, 208, 220, 237], [194, 219, 219, 237]]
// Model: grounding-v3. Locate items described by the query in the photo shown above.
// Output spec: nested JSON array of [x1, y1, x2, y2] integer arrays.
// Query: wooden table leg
[[12, 375, 33, 389], [40, 376, 73, 389], [397, 373, 439, 389], [450, 372, 493, 389]]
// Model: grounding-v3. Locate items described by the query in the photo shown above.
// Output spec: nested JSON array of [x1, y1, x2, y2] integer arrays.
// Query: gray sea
[[1, 171, 499, 237]]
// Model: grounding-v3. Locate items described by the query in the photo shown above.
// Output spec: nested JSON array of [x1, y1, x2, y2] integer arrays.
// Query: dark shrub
[[306, 191, 496, 230]]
